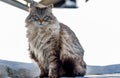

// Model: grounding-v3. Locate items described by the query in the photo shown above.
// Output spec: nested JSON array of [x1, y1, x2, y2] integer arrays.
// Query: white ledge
[[0, 60, 120, 78]]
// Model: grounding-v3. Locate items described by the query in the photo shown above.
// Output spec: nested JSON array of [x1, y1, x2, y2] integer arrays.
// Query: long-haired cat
[[25, 3, 86, 78]]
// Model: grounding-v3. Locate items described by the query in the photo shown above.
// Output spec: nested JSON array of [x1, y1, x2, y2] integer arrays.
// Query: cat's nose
[[39, 18, 44, 22]]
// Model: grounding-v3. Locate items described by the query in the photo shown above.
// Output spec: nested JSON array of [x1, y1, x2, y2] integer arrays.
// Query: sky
[[0, 0, 120, 66]]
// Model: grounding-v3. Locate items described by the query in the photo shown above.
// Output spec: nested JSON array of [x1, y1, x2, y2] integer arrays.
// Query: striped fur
[[25, 4, 86, 78]]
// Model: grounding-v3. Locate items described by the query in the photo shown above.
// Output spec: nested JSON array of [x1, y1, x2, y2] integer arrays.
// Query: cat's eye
[[33, 15, 39, 21], [44, 16, 50, 21]]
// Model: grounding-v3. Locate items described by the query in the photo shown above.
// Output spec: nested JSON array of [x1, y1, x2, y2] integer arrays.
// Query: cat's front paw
[[49, 74, 58, 78], [39, 74, 47, 78]]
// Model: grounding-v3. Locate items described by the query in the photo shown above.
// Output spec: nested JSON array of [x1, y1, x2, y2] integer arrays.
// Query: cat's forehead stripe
[[36, 8, 46, 16]]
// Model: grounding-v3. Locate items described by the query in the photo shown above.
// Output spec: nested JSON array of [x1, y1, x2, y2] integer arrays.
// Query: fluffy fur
[[25, 3, 86, 78]]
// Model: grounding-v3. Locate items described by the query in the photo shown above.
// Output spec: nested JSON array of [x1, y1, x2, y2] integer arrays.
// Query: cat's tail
[[59, 59, 86, 77], [61, 59, 75, 77]]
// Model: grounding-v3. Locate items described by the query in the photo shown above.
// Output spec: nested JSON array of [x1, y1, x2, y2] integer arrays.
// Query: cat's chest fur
[[27, 22, 60, 66]]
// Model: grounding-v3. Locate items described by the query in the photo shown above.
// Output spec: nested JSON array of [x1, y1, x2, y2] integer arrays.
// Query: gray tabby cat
[[25, 3, 86, 78]]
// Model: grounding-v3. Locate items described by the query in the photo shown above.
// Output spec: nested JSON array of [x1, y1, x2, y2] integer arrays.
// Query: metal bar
[[0, 0, 29, 11], [0, 0, 80, 11], [24, 0, 34, 3]]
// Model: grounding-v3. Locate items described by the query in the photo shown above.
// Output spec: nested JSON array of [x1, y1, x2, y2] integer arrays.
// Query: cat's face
[[26, 4, 56, 27]]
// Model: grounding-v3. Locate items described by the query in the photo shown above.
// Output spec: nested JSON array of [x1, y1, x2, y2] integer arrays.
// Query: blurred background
[[0, 0, 120, 66]]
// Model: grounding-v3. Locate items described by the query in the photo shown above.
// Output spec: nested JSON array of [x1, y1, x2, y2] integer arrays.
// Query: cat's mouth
[[38, 19, 45, 26], [39, 22, 43, 25], [38, 21, 48, 27]]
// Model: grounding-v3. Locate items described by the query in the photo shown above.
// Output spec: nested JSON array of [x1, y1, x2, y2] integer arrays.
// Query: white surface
[[0, 0, 120, 65], [0, 60, 39, 78]]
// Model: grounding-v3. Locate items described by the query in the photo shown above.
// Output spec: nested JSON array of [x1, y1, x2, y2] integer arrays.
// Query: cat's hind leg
[[61, 59, 86, 77], [62, 59, 76, 77], [73, 60, 86, 76]]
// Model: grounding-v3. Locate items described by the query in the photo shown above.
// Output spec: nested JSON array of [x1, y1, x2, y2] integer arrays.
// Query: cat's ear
[[28, 7, 35, 13], [47, 4, 53, 12], [47, 4, 54, 8], [28, 2, 37, 12]]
